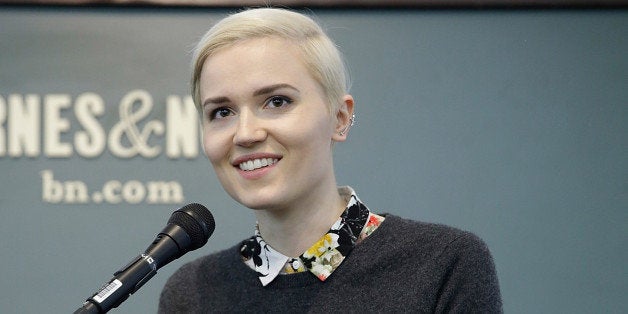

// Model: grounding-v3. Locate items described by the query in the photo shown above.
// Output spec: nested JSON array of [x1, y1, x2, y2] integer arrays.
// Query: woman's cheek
[[202, 134, 222, 162]]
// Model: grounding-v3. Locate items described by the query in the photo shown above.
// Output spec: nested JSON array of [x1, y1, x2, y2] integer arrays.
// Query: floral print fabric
[[240, 187, 385, 286]]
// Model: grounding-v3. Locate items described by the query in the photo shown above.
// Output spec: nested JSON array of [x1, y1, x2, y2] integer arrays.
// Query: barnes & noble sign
[[0, 90, 200, 205]]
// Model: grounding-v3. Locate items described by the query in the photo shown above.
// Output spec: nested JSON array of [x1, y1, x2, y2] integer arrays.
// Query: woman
[[159, 8, 501, 313]]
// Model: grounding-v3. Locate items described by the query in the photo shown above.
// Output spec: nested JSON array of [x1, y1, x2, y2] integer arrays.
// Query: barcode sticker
[[93, 279, 123, 303]]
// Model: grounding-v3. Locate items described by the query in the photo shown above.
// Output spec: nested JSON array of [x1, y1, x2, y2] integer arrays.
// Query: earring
[[339, 114, 355, 136]]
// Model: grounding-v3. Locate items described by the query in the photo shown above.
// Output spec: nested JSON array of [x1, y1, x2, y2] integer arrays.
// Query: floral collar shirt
[[240, 186, 385, 286]]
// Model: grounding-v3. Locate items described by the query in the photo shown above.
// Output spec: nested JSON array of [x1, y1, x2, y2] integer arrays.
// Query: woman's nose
[[233, 111, 267, 147]]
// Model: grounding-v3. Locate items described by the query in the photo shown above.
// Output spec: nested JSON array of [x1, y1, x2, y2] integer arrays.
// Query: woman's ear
[[332, 95, 355, 142]]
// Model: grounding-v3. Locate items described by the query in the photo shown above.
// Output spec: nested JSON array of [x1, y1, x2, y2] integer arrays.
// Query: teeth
[[239, 158, 278, 171]]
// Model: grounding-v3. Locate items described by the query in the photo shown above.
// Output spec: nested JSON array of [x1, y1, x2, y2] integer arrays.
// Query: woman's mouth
[[238, 158, 279, 171]]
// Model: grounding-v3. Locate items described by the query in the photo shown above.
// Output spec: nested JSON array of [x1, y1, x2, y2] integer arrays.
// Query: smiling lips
[[238, 158, 280, 171]]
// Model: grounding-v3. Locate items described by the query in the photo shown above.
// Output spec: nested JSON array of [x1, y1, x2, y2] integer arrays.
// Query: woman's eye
[[265, 96, 292, 109], [209, 107, 234, 120]]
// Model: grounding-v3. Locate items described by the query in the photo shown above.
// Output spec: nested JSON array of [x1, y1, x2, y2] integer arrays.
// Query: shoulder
[[384, 215, 502, 312], [370, 215, 502, 312], [377, 214, 491, 258], [372, 214, 499, 289], [158, 244, 241, 313]]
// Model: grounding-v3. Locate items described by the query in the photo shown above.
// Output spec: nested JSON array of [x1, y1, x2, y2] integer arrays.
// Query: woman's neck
[[254, 183, 346, 258]]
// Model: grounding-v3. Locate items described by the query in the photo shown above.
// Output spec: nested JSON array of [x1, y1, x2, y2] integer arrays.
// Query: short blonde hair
[[191, 8, 350, 113]]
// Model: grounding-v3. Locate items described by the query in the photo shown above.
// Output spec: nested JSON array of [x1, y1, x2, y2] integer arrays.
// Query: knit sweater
[[158, 215, 502, 313]]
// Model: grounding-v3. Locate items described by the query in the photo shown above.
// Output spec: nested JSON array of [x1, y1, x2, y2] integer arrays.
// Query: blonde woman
[[159, 8, 501, 313]]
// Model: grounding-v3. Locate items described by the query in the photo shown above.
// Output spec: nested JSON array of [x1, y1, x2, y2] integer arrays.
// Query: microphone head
[[168, 203, 215, 251]]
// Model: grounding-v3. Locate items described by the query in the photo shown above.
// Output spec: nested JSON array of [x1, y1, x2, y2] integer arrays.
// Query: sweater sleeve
[[433, 231, 503, 313]]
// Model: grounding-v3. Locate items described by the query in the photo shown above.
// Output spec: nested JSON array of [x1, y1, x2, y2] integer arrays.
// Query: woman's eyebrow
[[252, 83, 299, 97], [202, 83, 299, 108], [202, 96, 229, 108]]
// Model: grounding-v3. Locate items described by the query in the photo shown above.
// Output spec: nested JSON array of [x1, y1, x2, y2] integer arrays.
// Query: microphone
[[74, 203, 215, 314]]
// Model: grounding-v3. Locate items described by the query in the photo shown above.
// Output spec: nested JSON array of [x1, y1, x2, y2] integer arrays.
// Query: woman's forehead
[[199, 38, 320, 99]]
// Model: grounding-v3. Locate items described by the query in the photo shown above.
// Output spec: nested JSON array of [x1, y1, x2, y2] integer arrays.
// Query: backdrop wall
[[0, 7, 626, 313]]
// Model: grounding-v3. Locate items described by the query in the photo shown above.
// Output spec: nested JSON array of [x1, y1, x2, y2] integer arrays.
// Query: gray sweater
[[158, 215, 502, 313]]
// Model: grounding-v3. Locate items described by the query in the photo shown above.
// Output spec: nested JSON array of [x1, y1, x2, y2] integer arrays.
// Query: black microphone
[[74, 203, 215, 314]]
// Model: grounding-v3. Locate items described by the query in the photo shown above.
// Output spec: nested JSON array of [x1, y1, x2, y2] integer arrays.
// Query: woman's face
[[199, 37, 347, 211]]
